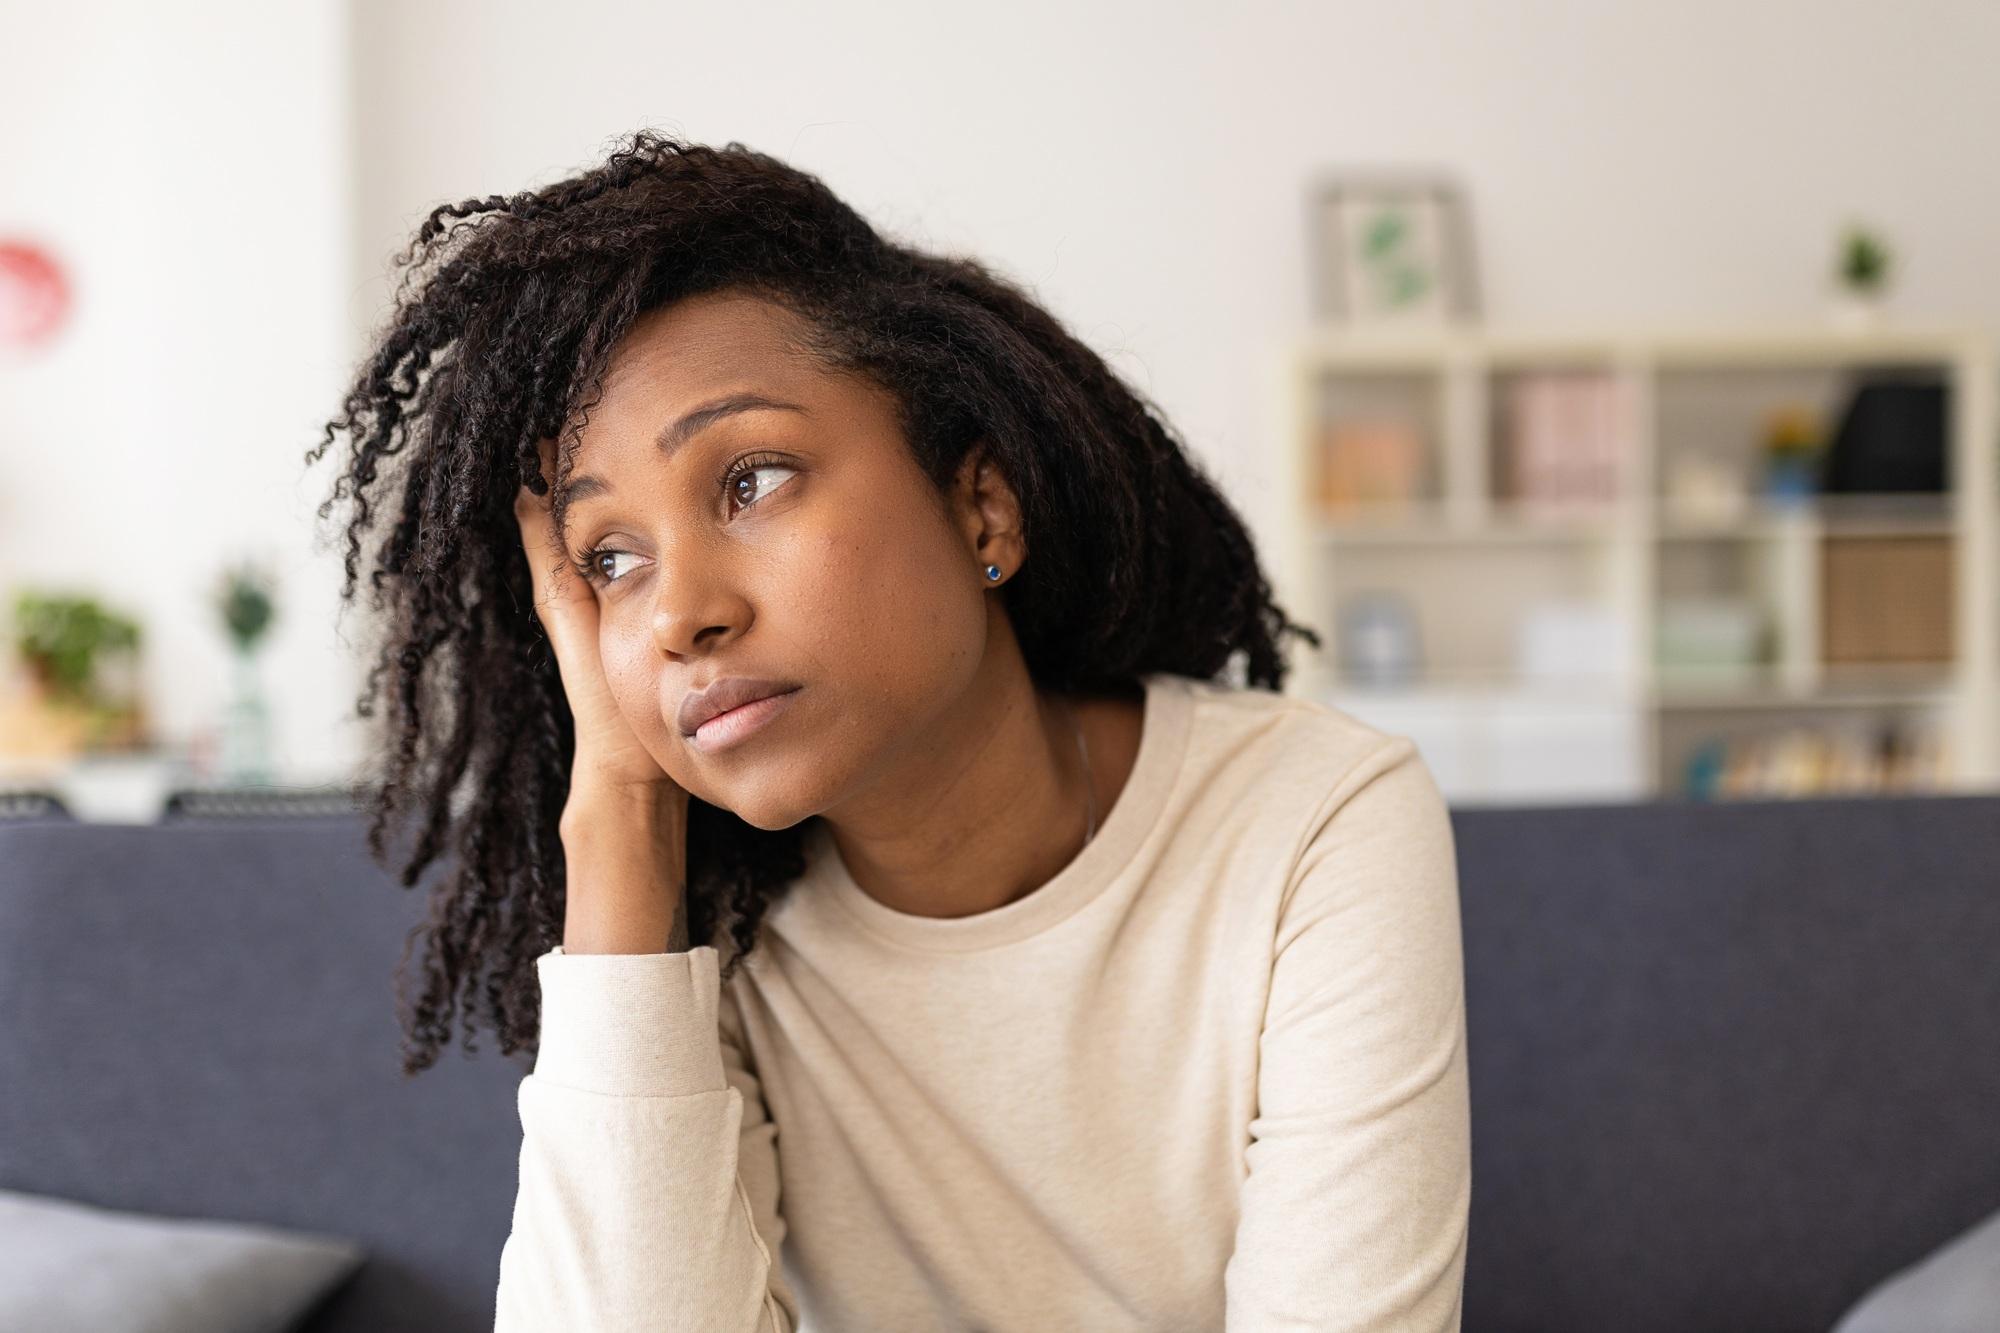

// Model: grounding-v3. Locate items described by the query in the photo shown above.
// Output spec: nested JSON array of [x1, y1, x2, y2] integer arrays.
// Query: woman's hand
[[515, 441, 682, 799], [517, 440, 692, 954]]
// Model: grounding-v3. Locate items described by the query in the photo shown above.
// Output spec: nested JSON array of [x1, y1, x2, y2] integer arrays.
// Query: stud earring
[[984, 564, 1002, 582]]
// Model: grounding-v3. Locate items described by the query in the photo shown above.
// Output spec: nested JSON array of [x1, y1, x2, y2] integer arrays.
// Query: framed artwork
[[1307, 173, 1480, 325]]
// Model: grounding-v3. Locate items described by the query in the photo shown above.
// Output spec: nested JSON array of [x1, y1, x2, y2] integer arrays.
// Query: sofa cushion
[[0, 1186, 364, 1333], [1831, 1202, 2000, 1333]]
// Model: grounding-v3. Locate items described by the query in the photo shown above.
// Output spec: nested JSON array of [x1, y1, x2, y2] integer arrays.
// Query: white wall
[[349, 0, 2000, 479], [10, 0, 2000, 780], [1, 0, 365, 781]]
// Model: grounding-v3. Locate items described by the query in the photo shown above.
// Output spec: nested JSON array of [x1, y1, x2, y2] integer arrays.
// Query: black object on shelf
[[1819, 370, 1948, 493]]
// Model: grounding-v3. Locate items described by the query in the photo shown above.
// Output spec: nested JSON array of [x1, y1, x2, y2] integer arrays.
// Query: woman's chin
[[710, 782, 821, 832]]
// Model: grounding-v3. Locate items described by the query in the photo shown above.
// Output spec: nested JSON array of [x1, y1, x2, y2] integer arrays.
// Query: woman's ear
[[953, 442, 1027, 578]]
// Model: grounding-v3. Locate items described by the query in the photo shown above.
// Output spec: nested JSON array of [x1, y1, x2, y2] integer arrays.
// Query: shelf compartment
[[1307, 368, 1445, 517], [1653, 362, 1875, 511], [1324, 542, 1630, 687], [1486, 363, 1633, 514], [1655, 699, 1953, 800]]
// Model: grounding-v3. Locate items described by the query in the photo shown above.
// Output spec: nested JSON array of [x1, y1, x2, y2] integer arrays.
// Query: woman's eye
[[728, 462, 797, 513], [572, 460, 795, 588], [580, 548, 644, 585]]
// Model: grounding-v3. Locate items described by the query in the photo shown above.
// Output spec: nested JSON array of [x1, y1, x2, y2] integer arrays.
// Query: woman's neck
[[819, 676, 1143, 920]]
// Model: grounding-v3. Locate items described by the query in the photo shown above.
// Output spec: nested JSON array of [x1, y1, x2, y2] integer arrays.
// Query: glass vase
[[218, 644, 274, 786]]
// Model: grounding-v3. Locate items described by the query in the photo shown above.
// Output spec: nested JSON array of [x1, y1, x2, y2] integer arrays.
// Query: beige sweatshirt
[[494, 670, 1470, 1331]]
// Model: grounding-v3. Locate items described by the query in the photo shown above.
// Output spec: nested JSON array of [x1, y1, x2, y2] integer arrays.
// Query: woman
[[309, 129, 1469, 1331]]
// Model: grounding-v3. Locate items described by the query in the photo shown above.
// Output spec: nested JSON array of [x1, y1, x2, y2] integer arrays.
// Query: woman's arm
[[1223, 736, 1471, 1331], [494, 937, 799, 1332], [494, 470, 796, 1328]]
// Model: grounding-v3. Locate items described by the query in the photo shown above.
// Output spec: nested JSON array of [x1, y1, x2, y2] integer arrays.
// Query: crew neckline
[[810, 671, 1197, 953]]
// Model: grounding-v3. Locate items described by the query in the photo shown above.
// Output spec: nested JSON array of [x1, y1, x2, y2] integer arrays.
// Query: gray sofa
[[1, 792, 1996, 1332]]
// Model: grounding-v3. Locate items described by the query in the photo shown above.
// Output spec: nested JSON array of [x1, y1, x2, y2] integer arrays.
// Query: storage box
[[1820, 536, 1953, 664]]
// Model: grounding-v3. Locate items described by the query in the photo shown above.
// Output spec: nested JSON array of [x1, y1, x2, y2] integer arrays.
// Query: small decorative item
[[3, 590, 146, 756], [213, 557, 280, 785], [1336, 590, 1424, 686], [1315, 416, 1426, 515], [1828, 222, 1893, 331], [1499, 371, 1629, 513], [1307, 172, 1480, 326], [0, 236, 73, 352], [1663, 452, 1751, 525], [1759, 404, 1824, 504], [1821, 371, 1947, 493], [1515, 600, 1631, 683], [1656, 596, 1772, 684]]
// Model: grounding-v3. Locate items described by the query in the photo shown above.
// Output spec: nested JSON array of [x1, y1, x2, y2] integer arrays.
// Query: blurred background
[[5, 0, 2000, 819]]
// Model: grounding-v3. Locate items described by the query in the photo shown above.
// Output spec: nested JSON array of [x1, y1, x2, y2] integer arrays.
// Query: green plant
[[1762, 404, 1823, 457], [1837, 225, 1893, 294], [215, 558, 279, 653], [10, 590, 141, 705]]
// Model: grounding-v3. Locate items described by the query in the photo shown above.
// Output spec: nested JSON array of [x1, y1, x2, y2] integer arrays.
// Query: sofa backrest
[[3, 794, 1997, 1332], [0, 817, 525, 1333], [1452, 791, 2000, 1333]]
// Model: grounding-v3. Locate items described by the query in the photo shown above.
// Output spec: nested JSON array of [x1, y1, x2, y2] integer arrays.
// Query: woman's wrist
[[559, 779, 688, 843], [558, 782, 690, 955]]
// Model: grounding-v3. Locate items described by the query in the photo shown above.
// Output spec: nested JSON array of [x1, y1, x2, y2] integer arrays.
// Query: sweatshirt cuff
[[531, 944, 728, 1098]]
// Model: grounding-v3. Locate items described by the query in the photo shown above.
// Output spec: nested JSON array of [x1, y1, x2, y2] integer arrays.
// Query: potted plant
[[1760, 404, 1823, 506], [4, 590, 146, 756], [1829, 223, 1893, 331]]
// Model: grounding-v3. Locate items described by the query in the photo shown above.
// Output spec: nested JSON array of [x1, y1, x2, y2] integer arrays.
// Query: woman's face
[[552, 287, 1017, 829]]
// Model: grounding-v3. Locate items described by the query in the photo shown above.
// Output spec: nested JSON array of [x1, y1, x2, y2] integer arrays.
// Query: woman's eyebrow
[[565, 392, 810, 503], [657, 391, 809, 455]]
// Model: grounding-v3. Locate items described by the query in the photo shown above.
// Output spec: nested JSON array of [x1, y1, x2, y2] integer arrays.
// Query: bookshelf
[[1277, 325, 2000, 805]]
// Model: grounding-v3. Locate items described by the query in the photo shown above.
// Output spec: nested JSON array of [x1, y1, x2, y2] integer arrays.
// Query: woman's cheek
[[597, 628, 663, 740]]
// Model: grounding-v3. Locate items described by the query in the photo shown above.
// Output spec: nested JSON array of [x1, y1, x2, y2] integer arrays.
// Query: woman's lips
[[689, 686, 801, 754]]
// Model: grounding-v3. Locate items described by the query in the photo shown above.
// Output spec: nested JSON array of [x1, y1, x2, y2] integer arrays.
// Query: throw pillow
[[0, 1186, 365, 1333], [1831, 1202, 2000, 1333]]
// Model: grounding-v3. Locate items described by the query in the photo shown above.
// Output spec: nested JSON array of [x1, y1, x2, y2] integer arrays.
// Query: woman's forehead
[[604, 289, 818, 391]]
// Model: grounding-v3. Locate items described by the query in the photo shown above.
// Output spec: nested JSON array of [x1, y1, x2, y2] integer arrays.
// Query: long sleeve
[[493, 944, 799, 1332], [1223, 736, 1472, 1331]]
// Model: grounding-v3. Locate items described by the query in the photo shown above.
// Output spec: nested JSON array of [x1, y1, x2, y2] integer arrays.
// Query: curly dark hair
[[305, 128, 1321, 1078]]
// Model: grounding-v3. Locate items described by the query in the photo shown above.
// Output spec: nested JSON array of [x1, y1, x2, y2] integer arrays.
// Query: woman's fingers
[[514, 446, 613, 723], [515, 474, 595, 658], [513, 443, 673, 790]]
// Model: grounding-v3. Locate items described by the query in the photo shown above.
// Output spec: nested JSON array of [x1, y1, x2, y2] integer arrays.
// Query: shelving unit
[[1276, 324, 2000, 805]]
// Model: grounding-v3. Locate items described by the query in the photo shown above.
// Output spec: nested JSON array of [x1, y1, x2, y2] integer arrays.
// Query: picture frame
[[1307, 172, 1481, 326]]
